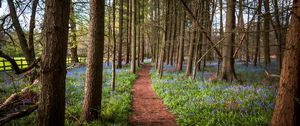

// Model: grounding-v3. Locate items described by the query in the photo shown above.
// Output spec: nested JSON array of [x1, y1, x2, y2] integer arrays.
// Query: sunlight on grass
[[3, 65, 137, 126], [150, 66, 276, 126]]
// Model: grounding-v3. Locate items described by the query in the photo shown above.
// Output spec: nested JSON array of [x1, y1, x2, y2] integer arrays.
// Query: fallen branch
[[264, 70, 280, 78], [0, 104, 38, 125], [0, 82, 39, 125]]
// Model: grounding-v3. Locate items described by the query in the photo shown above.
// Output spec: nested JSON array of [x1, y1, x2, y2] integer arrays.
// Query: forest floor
[[129, 64, 177, 126]]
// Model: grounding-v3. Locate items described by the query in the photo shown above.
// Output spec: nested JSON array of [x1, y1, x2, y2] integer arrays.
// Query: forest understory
[[0, 59, 279, 125], [0, 0, 299, 125]]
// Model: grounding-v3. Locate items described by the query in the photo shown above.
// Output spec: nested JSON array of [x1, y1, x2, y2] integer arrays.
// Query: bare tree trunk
[[38, 0, 70, 125], [28, 0, 38, 62], [253, 0, 262, 66], [126, 0, 130, 64], [176, 10, 186, 71], [70, 2, 79, 63], [237, 0, 245, 61], [245, 0, 250, 66], [169, 0, 176, 66], [271, 0, 300, 125], [137, 0, 140, 66], [186, 8, 196, 76], [158, 0, 170, 78], [130, 0, 136, 74], [82, 0, 105, 121], [220, 0, 237, 82], [141, 3, 145, 63], [112, 0, 117, 91], [154, 0, 160, 70], [107, 4, 111, 66], [117, 0, 124, 68], [272, 0, 283, 70], [263, 0, 271, 66]]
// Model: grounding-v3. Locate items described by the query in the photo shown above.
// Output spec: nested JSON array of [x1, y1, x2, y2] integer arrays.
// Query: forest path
[[129, 64, 177, 126]]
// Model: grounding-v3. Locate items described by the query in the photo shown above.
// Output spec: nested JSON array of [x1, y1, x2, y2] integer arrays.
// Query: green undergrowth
[[4, 65, 138, 126], [150, 68, 276, 126]]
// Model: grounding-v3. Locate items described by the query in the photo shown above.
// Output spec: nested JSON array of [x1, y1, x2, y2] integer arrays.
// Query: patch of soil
[[129, 65, 177, 126]]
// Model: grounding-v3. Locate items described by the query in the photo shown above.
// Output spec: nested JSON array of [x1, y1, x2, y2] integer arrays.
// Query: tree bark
[[117, 0, 124, 68], [263, 0, 271, 65], [271, 0, 300, 125], [112, 0, 117, 91], [28, 0, 38, 63], [186, 7, 196, 76], [220, 0, 237, 82], [253, 0, 262, 66], [126, 0, 131, 64], [38, 0, 70, 125], [176, 10, 186, 71], [82, 0, 104, 121], [130, 0, 136, 74], [70, 2, 79, 63]]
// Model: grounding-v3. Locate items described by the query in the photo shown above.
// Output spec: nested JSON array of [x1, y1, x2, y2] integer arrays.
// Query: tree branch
[[0, 50, 40, 74], [179, 0, 222, 58]]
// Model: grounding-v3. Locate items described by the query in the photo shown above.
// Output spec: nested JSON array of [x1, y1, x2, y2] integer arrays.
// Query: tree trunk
[[169, 0, 176, 66], [28, 0, 38, 62], [271, 0, 300, 125], [117, 0, 124, 68], [238, 0, 245, 61], [220, 0, 237, 82], [82, 0, 105, 121], [112, 0, 117, 91], [137, 0, 140, 66], [176, 10, 186, 71], [130, 0, 136, 74], [253, 0, 262, 66], [263, 0, 271, 65], [126, 0, 130, 64], [158, 0, 170, 78], [7, 0, 36, 64], [186, 13, 196, 76], [107, 4, 111, 66], [38, 0, 70, 125], [70, 2, 79, 63], [154, 0, 160, 70], [272, 0, 283, 70]]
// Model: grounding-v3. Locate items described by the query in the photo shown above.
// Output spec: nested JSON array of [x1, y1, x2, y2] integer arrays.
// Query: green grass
[[0, 57, 87, 71], [3, 65, 137, 126], [0, 57, 28, 71], [150, 68, 276, 126]]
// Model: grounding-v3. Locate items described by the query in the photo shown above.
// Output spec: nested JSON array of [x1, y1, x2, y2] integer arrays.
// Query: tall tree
[[253, 0, 262, 66], [263, 0, 271, 65], [7, 0, 38, 64], [185, 2, 197, 76], [70, 2, 79, 63], [130, 0, 136, 74], [118, 0, 124, 68], [126, 0, 131, 64], [158, 0, 170, 78], [271, 0, 300, 125], [38, 0, 70, 125], [112, 0, 117, 91], [272, 0, 283, 69], [220, 0, 237, 81], [176, 10, 186, 71], [82, 0, 105, 121]]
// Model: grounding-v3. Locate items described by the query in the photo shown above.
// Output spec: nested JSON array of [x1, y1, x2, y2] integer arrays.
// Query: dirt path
[[129, 65, 177, 126]]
